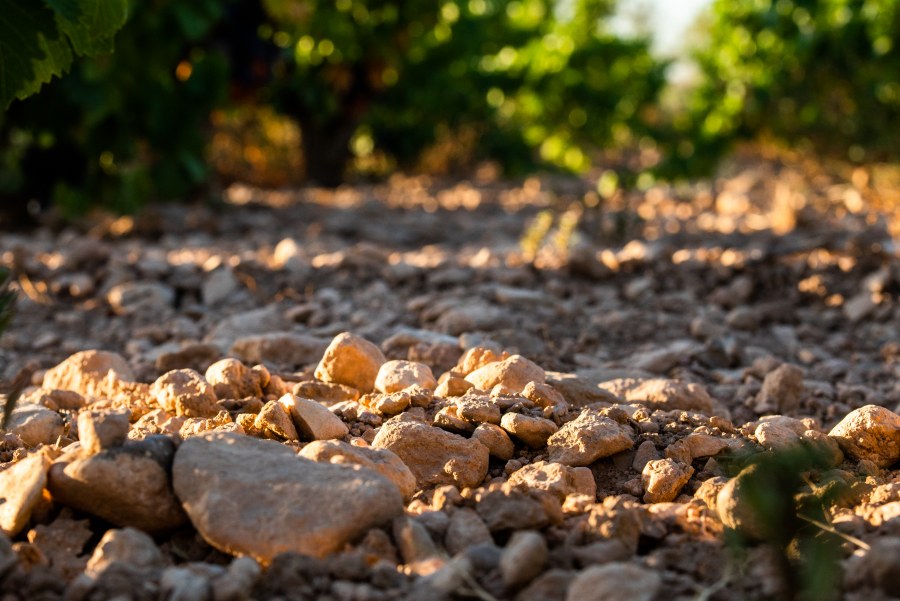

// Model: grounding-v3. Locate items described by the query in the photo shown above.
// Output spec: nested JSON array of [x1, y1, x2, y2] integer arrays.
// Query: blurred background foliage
[[1, 0, 898, 218]]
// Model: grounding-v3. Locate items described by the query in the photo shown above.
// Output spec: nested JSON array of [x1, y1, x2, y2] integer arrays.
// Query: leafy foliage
[[0, 0, 128, 108]]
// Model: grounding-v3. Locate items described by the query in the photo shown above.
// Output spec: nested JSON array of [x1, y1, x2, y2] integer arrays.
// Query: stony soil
[[0, 162, 899, 601]]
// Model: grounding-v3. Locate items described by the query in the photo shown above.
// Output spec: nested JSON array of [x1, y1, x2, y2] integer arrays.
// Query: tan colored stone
[[0, 452, 51, 536], [299, 439, 416, 500], [472, 423, 514, 460], [500, 530, 547, 590], [500, 413, 558, 448], [204, 358, 263, 400], [465, 355, 545, 393], [361, 391, 411, 416], [229, 333, 328, 370], [599, 378, 714, 414], [279, 394, 348, 440], [641, 458, 694, 503], [444, 508, 492, 556], [254, 400, 299, 441], [375, 360, 436, 393], [435, 376, 473, 398], [150, 369, 219, 418], [7, 405, 64, 447], [508, 461, 596, 500], [455, 396, 501, 425], [314, 332, 386, 393], [292, 380, 360, 405], [85, 527, 164, 578], [547, 409, 634, 467], [565, 562, 661, 601], [455, 347, 508, 376], [78, 410, 130, 454], [828, 405, 900, 467], [43, 350, 135, 399]]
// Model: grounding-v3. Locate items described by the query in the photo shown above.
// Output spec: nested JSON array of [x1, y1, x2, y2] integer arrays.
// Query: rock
[[299, 440, 416, 500], [500, 413, 558, 448], [19, 388, 86, 412], [434, 404, 476, 434], [374, 360, 437, 393], [314, 332, 386, 393], [107, 282, 174, 316], [828, 405, 900, 467], [150, 369, 219, 418], [48, 436, 187, 534], [436, 302, 508, 335], [516, 568, 572, 601], [848, 537, 900, 596], [456, 347, 509, 375], [372, 416, 489, 489], [455, 396, 502, 425], [716, 463, 767, 540], [547, 409, 634, 467], [755, 421, 801, 451], [544, 372, 620, 408], [279, 394, 349, 440], [508, 461, 596, 500], [394, 516, 442, 568], [204, 358, 263, 400], [85, 527, 164, 578], [641, 458, 694, 503], [755, 364, 804, 414], [173, 432, 403, 562], [476, 489, 548, 532], [361, 391, 411, 416], [7, 405, 64, 447], [444, 508, 492, 556], [230, 333, 328, 370], [435, 376, 474, 398], [155, 342, 221, 374], [465, 355, 545, 393], [565, 562, 661, 601], [205, 306, 287, 353], [78, 410, 130, 454], [0, 452, 51, 536], [43, 350, 135, 400], [160, 566, 210, 601], [500, 531, 547, 590], [521, 381, 568, 411], [202, 267, 239, 306], [472, 423, 515, 460], [599, 378, 714, 414], [254, 400, 299, 441], [211, 556, 261, 601], [632, 440, 659, 472], [292, 380, 360, 405], [683, 433, 731, 459]]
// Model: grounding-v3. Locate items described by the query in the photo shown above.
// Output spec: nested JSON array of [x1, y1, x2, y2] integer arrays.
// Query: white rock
[[279, 394, 349, 440]]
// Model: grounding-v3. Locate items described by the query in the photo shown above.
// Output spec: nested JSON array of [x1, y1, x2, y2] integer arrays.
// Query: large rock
[[372, 416, 489, 489], [7, 405, 65, 447], [48, 436, 187, 534], [374, 360, 436, 394], [565, 562, 661, 601], [0, 452, 51, 536], [43, 350, 135, 399], [172, 432, 403, 562], [828, 405, 900, 467], [598, 378, 714, 414], [547, 409, 634, 467], [150, 369, 219, 418], [229, 333, 329, 370], [299, 440, 416, 500], [314, 332, 386, 393], [465, 355, 545, 393]]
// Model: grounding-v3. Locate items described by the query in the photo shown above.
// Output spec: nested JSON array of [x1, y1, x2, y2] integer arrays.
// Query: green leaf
[[43, 0, 82, 22], [56, 0, 129, 56]]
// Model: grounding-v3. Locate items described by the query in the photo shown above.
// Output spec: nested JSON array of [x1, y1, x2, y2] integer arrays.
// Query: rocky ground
[[0, 160, 899, 601]]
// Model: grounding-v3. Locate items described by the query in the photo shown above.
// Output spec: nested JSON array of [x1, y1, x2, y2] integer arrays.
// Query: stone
[[684, 433, 731, 459], [394, 516, 442, 568], [755, 421, 801, 451], [279, 394, 349, 440], [375, 360, 437, 393], [173, 432, 403, 562], [7, 405, 64, 447], [292, 381, 360, 405], [230, 333, 328, 370], [155, 342, 221, 374], [599, 378, 714, 414], [516, 569, 572, 601], [544, 372, 620, 408], [521, 381, 567, 410], [456, 347, 509, 376], [299, 440, 416, 500], [455, 396, 502, 425], [641, 459, 694, 503], [150, 369, 219, 418], [26, 515, 93, 580], [48, 436, 187, 534], [828, 405, 900, 467], [202, 267, 239, 306], [632, 440, 659, 472], [500, 413, 558, 448], [547, 409, 634, 467], [508, 461, 596, 500], [42, 350, 135, 400], [465, 355, 545, 393], [0, 452, 51, 536], [204, 358, 263, 400], [205, 306, 287, 353], [211, 556, 261, 601], [716, 464, 768, 540], [444, 508, 493, 556], [500, 531, 547, 590], [85, 527, 164, 578], [472, 423, 515, 460], [254, 400, 299, 441], [476, 489, 548, 532], [756, 364, 804, 414], [19, 388, 86, 412], [314, 332, 386, 393], [107, 282, 175, 316], [372, 416, 489, 489], [361, 391, 411, 416], [565, 562, 661, 601], [77, 410, 130, 454]]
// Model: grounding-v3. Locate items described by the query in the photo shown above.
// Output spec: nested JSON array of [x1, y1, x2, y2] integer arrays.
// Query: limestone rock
[[755, 364, 804, 414], [375, 360, 437, 393], [547, 409, 634, 467], [299, 440, 416, 500], [107, 282, 174, 316], [372, 416, 489, 489], [500, 530, 547, 590], [641, 459, 694, 503], [0, 452, 51, 536], [150, 369, 219, 418], [314, 332, 386, 393], [202, 267, 239, 306], [565, 562, 661, 601], [254, 400, 299, 441], [48, 436, 187, 534], [43, 350, 135, 400], [500, 413, 558, 448], [599, 378, 714, 414], [85, 527, 164, 578], [19, 388, 85, 412], [544, 372, 620, 408], [204, 358, 263, 400], [279, 394, 349, 440], [292, 380, 360, 405], [455, 396, 501, 425], [465, 355, 545, 393], [7, 405, 64, 447], [716, 464, 768, 540], [472, 423, 515, 460], [172, 432, 403, 562], [229, 333, 328, 370], [828, 405, 900, 467], [508, 461, 596, 500], [444, 508, 492, 556], [476, 489, 548, 532], [78, 410, 130, 454]]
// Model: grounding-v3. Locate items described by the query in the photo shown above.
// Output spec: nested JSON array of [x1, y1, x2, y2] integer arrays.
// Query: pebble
[[293, 380, 360, 405], [48, 436, 187, 534], [444, 508, 492, 556], [754, 421, 801, 451], [393, 516, 442, 569], [476, 489, 548, 532], [202, 267, 239, 306], [547, 409, 634, 466], [299, 439, 416, 500], [641, 458, 694, 503], [107, 282, 174, 316], [828, 405, 900, 467], [172, 432, 403, 562], [315, 332, 386, 393], [77, 410, 130, 454], [599, 378, 715, 414], [7, 405, 64, 447], [150, 369, 219, 418], [372, 415, 489, 489], [455, 396, 502, 424], [85, 527, 163, 578], [755, 363, 804, 414], [361, 391, 411, 416], [229, 333, 328, 370], [716, 463, 767, 540], [632, 440, 660, 472], [280, 394, 349, 440], [508, 461, 596, 500], [204, 358, 263, 400], [154, 342, 221, 375], [465, 355, 545, 393], [0, 452, 51, 536], [516, 568, 572, 601], [543, 372, 620, 407], [42, 350, 135, 400], [374, 360, 436, 393], [500, 412, 558, 448], [565, 562, 661, 601], [500, 530, 547, 590], [254, 400, 299, 441], [471, 423, 515, 460]]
